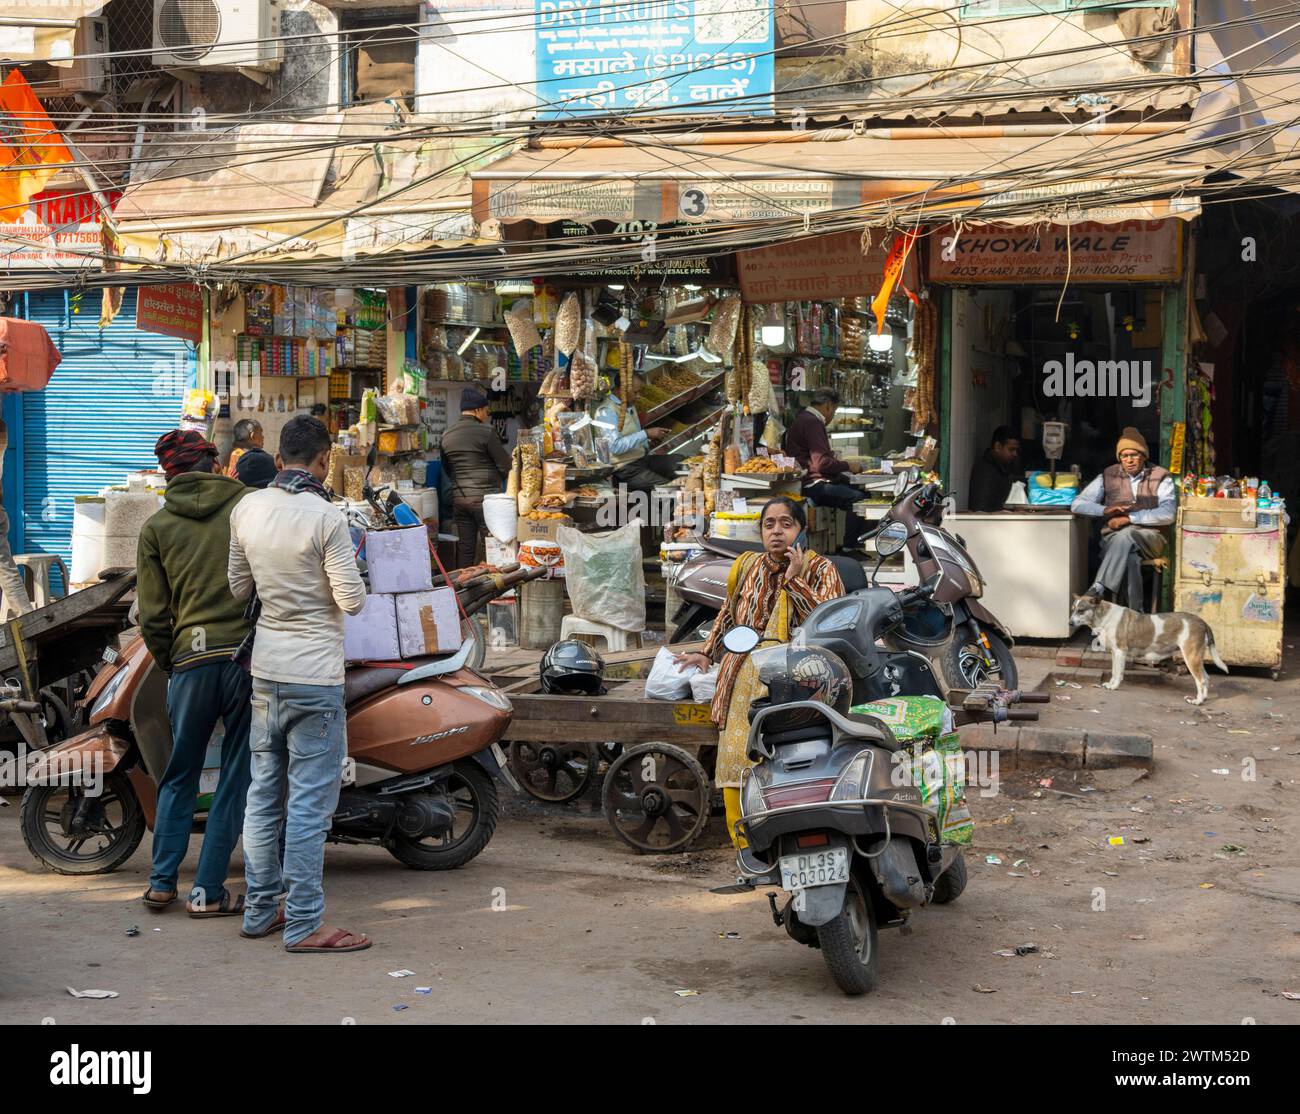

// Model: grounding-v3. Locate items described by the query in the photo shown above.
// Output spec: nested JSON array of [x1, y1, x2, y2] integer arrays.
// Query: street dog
[[1069, 594, 1228, 705]]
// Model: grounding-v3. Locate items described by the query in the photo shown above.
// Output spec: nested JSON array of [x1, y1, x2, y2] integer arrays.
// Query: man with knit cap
[[137, 429, 253, 916], [1071, 426, 1176, 608]]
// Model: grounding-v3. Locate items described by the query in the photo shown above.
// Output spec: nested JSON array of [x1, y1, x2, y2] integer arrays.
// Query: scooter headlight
[[830, 750, 873, 802], [88, 667, 130, 720], [460, 686, 512, 713]]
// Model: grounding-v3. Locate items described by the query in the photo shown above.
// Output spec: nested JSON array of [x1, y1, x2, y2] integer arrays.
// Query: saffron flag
[[0, 70, 74, 222], [870, 231, 919, 336]]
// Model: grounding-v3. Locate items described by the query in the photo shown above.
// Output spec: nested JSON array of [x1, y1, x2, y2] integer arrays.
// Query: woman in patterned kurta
[[674, 496, 843, 845]]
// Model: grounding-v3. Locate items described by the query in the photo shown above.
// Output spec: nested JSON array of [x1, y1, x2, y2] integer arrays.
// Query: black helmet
[[540, 639, 606, 695], [755, 644, 852, 731]]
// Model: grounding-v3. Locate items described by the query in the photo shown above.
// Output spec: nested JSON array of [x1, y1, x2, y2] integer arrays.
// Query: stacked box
[[395, 588, 460, 657], [344, 593, 400, 662]]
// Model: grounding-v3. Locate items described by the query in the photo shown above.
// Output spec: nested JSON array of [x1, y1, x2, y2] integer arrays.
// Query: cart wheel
[[602, 743, 710, 854], [595, 742, 623, 766], [509, 741, 594, 803]]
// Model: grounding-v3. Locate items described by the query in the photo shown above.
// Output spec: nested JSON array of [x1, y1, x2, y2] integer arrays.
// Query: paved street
[[3, 656, 1298, 1025]]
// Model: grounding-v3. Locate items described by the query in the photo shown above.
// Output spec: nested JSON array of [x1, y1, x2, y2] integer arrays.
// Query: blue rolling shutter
[[19, 289, 194, 588]]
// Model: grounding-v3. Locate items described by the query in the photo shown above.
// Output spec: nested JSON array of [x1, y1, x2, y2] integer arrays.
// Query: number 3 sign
[[678, 187, 710, 219]]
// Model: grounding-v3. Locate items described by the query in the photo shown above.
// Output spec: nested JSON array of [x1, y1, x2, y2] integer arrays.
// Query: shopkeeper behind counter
[[967, 426, 1022, 512], [595, 372, 680, 494]]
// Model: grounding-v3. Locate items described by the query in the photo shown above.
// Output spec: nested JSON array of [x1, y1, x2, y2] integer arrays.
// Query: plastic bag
[[689, 666, 718, 703], [556, 520, 645, 632], [646, 646, 695, 700]]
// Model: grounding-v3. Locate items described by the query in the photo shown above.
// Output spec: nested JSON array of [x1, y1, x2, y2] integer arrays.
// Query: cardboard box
[[395, 587, 461, 657], [517, 513, 572, 542], [366, 525, 433, 594], [1180, 494, 1256, 529], [344, 593, 401, 662], [329, 451, 366, 496]]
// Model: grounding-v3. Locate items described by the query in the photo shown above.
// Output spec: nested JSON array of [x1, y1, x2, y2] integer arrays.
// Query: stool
[[14, 554, 69, 609], [1141, 556, 1169, 613], [560, 615, 643, 653]]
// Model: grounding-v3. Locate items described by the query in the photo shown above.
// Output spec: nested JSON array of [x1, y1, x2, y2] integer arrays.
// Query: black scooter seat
[[344, 655, 455, 706]]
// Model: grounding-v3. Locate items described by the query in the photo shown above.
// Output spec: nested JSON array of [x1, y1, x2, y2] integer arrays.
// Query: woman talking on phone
[[674, 496, 843, 846]]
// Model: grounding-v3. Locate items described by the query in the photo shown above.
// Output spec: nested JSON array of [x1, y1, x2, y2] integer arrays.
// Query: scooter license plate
[[780, 847, 850, 891]]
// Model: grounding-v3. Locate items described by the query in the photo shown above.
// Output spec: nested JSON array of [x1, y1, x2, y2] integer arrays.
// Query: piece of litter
[[1220, 844, 1245, 854], [1282, 992, 1300, 1001], [1007, 871, 1025, 878], [1129, 935, 1146, 941], [674, 989, 700, 997], [389, 969, 416, 978], [1058, 695, 1072, 701], [1211, 769, 1230, 776], [972, 984, 998, 993], [1080, 786, 1096, 793], [153, 928, 161, 933], [1199, 883, 1216, 889], [1013, 858, 1027, 867], [415, 987, 432, 995], [393, 1004, 409, 1012], [1038, 778, 1053, 789], [1133, 836, 1150, 844], [1228, 729, 1252, 735], [1070, 990, 1087, 995], [985, 854, 1002, 865], [1108, 836, 1125, 847], [125, 925, 140, 937], [1104, 870, 1119, 877], [1015, 943, 1039, 956], [719, 931, 742, 940], [66, 987, 118, 999], [995, 949, 1017, 957], [1030, 869, 1042, 877]]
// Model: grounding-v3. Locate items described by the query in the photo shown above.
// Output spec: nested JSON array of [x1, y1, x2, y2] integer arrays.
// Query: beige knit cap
[[1116, 427, 1149, 460]]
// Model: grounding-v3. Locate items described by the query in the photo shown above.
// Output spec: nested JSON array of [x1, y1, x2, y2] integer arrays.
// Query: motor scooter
[[712, 591, 1044, 995]]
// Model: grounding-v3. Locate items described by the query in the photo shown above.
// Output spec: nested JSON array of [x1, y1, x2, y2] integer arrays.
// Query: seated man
[[783, 388, 866, 554], [1071, 427, 1176, 609], [968, 425, 1021, 512], [595, 373, 678, 494]]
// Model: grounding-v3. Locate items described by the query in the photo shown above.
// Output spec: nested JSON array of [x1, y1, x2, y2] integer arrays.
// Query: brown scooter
[[20, 626, 523, 876]]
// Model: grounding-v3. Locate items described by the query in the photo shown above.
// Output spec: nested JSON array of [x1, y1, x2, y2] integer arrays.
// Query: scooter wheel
[[816, 873, 879, 996], [19, 773, 144, 875], [387, 760, 498, 870], [602, 743, 710, 854], [942, 628, 1018, 691], [931, 850, 968, 904]]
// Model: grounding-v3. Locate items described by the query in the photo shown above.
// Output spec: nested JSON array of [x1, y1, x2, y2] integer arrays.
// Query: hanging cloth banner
[[871, 231, 919, 336], [0, 70, 74, 222]]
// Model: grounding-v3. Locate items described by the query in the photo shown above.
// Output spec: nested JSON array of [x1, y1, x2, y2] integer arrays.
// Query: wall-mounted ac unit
[[152, 0, 283, 73], [19, 17, 109, 96]]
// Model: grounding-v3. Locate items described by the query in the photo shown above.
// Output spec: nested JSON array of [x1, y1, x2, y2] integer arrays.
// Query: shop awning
[[471, 128, 1208, 229], [114, 111, 509, 267]]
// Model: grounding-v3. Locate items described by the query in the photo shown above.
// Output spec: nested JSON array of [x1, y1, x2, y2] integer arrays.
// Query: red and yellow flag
[[870, 230, 919, 334], [0, 70, 74, 222]]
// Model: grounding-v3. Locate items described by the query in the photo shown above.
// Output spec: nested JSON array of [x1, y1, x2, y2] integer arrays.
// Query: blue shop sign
[[535, 0, 774, 120]]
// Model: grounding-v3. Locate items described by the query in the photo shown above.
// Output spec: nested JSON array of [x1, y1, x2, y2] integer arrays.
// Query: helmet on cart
[[754, 644, 853, 731], [540, 639, 606, 695]]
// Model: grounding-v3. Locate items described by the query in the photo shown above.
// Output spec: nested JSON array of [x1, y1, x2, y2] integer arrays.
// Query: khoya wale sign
[[535, 0, 774, 120]]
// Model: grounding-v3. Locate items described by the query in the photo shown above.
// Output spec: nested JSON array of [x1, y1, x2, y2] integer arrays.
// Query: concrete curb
[[957, 723, 1153, 770]]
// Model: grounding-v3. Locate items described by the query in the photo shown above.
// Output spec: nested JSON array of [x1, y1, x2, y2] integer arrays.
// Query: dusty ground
[[2, 642, 1299, 1025]]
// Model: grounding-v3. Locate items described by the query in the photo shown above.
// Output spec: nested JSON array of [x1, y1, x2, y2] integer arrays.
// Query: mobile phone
[[794, 529, 807, 549]]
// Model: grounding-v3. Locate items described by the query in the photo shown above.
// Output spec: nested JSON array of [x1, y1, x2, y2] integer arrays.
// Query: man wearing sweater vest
[[1071, 427, 1177, 609]]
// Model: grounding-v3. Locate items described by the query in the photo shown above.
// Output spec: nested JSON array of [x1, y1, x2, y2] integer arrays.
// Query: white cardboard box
[[395, 587, 460, 657], [344, 593, 401, 662], [366, 525, 434, 594]]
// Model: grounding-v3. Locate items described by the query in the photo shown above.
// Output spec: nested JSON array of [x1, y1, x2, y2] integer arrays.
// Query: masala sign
[[928, 220, 1183, 283]]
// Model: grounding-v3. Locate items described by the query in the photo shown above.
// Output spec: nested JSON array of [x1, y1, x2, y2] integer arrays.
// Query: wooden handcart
[[493, 648, 720, 854]]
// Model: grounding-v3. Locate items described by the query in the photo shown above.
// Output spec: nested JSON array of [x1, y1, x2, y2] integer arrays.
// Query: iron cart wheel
[[601, 742, 710, 854], [816, 870, 880, 996], [20, 773, 145, 875], [509, 740, 595, 803]]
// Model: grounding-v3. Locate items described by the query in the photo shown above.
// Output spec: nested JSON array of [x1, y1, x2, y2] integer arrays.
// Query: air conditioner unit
[[19, 17, 109, 97], [152, 0, 283, 73]]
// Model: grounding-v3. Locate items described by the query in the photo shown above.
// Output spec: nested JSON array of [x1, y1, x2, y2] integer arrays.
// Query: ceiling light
[[761, 303, 785, 347]]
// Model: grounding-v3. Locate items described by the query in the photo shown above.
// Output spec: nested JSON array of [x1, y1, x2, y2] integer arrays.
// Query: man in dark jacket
[[136, 429, 252, 917], [783, 388, 865, 553], [968, 426, 1021, 512], [441, 385, 511, 567]]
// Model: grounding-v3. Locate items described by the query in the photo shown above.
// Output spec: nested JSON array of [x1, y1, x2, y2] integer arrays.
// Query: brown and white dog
[[1069, 594, 1228, 705]]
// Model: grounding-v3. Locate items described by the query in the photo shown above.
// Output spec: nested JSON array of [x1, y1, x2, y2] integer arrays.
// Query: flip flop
[[142, 887, 177, 911], [239, 909, 286, 939], [187, 890, 246, 918], [285, 928, 371, 954]]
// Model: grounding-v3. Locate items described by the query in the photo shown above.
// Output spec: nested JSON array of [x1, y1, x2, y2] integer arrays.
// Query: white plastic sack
[[689, 666, 718, 703], [646, 646, 696, 701], [1005, 481, 1028, 506], [482, 493, 518, 542], [556, 521, 645, 632]]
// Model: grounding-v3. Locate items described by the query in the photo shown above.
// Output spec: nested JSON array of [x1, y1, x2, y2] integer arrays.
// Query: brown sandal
[[187, 890, 246, 918], [240, 909, 286, 939], [285, 927, 371, 954], [142, 887, 177, 911]]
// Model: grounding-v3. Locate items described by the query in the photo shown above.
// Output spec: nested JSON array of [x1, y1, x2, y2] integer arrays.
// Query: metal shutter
[[19, 289, 194, 589]]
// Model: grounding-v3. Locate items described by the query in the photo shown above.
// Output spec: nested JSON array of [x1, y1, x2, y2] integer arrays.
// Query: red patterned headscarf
[[154, 429, 218, 479]]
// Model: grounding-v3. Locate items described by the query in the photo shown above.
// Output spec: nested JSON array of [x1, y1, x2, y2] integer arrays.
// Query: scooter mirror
[[722, 626, 761, 654], [876, 521, 908, 557]]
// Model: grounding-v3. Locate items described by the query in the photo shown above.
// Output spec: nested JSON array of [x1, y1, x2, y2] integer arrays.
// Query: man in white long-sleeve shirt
[[1071, 426, 1177, 609], [594, 374, 678, 494], [228, 416, 370, 953]]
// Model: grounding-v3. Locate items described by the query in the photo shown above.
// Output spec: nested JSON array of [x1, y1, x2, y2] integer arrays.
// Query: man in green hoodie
[[136, 429, 253, 917]]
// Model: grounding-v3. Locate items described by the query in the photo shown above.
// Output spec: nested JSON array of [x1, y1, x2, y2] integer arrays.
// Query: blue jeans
[[148, 662, 252, 902], [241, 679, 347, 945]]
